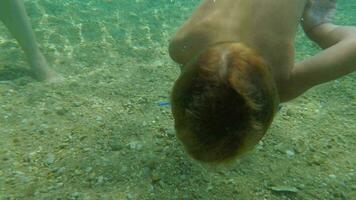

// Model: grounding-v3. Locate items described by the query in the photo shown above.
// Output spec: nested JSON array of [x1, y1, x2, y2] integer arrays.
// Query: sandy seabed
[[0, 0, 355, 199]]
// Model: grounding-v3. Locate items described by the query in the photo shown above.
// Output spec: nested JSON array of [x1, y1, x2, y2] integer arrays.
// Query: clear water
[[0, 0, 355, 199]]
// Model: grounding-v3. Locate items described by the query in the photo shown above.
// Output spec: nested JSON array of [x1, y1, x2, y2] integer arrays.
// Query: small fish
[[158, 102, 170, 106]]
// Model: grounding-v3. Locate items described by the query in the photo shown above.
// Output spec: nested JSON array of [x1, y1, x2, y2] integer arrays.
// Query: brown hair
[[171, 42, 279, 163]]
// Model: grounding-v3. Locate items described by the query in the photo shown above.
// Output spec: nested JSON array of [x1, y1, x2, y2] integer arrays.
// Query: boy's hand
[[302, 0, 337, 33]]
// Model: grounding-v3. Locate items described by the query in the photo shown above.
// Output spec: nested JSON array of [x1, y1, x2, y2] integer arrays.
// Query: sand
[[0, 0, 355, 199]]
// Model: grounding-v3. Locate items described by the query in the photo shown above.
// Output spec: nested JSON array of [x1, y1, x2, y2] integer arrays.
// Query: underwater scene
[[0, 0, 355, 199]]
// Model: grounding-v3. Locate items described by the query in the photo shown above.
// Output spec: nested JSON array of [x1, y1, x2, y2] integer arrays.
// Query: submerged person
[[169, 0, 356, 163], [0, 0, 58, 81]]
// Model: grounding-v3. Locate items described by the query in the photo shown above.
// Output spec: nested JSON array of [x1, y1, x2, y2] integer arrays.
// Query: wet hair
[[171, 42, 279, 163]]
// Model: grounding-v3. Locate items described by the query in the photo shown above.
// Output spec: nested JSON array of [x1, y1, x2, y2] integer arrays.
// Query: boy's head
[[171, 42, 279, 163]]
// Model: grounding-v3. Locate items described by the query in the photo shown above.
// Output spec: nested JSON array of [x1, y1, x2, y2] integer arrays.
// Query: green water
[[0, 0, 355, 199]]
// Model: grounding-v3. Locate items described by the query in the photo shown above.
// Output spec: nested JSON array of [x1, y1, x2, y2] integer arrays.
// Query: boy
[[169, 0, 356, 162]]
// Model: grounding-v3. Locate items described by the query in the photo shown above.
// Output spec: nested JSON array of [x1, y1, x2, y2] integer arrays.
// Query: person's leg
[[0, 0, 58, 81]]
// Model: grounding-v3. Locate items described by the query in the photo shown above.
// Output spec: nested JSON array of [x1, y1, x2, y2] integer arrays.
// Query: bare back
[[169, 0, 307, 85]]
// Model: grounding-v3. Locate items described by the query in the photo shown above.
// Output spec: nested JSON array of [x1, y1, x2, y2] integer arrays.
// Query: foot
[[302, 0, 337, 33], [29, 53, 62, 82]]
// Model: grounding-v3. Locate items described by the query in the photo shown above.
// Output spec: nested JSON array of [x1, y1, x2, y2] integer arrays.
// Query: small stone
[[72, 101, 82, 107], [285, 108, 296, 117], [109, 142, 123, 151], [328, 174, 336, 179], [351, 185, 356, 191], [128, 141, 143, 151], [180, 175, 187, 180], [151, 172, 160, 183], [56, 182, 64, 188], [74, 169, 81, 175], [294, 140, 307, 154], [96, 175, 104, 185], [40, 124, 49, 129], [332, 191, 347, 199], [85, 167, 93, 173], [89, 172, 96, 180], [207, 185, 213, 191], [167, 129, 175, 138], [256, 142, 264, 150], [121, 166, 128, 173], [45, 153, 55, 165], [274, 143, 288, 154], [126, 193, 133, 200], [227, 179, 235, 184], [58, 143, 68, 149], [270, 186, 298, 193], [55, 107, 67, 116], [71, 192, 80, 199], [96, 116, 103, 121], [56, 167, 66, 174], [42, 109, 51, 115], [308, 154, 325, 166], [286, 150, 295, 156]]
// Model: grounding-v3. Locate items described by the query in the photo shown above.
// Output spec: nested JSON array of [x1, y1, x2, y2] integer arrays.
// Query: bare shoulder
[[169, 0, 309, 65], [251, 0, 308, 27]]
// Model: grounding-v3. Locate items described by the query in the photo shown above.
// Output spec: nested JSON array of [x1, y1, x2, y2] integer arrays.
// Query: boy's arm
[[280, 0, 356, 102]]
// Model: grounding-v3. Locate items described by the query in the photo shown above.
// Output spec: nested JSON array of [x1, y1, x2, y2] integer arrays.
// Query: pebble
[[74, 169, 81, 175], [167, 129, 175, 137], [126, 193, 134, 200], [40, 123, 49, 129], [121, 166, 128, 173], [45, 153, 55, 165], [71, 192, 80, 199], [109, 142, 123, 151], [58, 143, 68, 149], [270, 186, 298, 193], [150, 172, 160, 183], [96, 116, 103, 121], [96, 175, 104, 185], [207, 185, 213, 192], [56, 182, 64, 188], [226, 179, 235, 184], [351, 185, 356, 191], [89, 172, 96, 181], [286, 150, 295, 156], [72, 101, 82, 107], [128, 141, 143, 151], [57, 167, 66, 174], [42, 109, 51, 115], [328, 174, 337, 179], [256, 143, 264, 151], [308, 154, 325, 166], [293, 140, 307, 154], [274, 143, 289, 154], [285, 108, 296, 117], [55, 107, 67, 115], [85, 167, 93, 173], [38, 124, 49, 134]]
